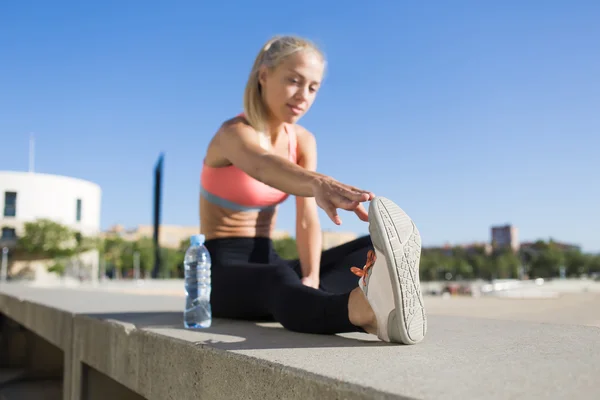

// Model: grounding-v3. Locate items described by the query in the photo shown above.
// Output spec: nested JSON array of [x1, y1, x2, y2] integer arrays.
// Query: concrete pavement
[[1, 282, 599, 399]]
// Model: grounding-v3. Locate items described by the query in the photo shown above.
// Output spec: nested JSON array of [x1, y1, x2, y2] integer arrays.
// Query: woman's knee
[[265, 264, 301, 287]]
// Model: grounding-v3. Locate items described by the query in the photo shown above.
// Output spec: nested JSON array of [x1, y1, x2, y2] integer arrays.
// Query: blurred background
[[1, 1, 598, 322]]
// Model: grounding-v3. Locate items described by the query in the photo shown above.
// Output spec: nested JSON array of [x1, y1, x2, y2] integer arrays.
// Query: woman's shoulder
[[214, 115, 258, 143], [204, 115, 255, 166], [220, 115, 251, 132], [293, 124, 316, 148]]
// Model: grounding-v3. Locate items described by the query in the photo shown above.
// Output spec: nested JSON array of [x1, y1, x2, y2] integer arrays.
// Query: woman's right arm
[[215, 121, 374, 223], [216, 121, 317, 197]]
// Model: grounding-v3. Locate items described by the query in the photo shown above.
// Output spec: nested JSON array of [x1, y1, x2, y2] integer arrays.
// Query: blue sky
[[1, 1, 598, 252]]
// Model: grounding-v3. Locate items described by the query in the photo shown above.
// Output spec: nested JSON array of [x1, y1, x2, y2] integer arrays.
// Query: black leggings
[[205, 235, 373, 334]]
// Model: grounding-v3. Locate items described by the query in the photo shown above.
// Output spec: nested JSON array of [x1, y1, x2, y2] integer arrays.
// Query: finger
[[340, 182, 374, 196], [332, 214, 342, 225], [339, 186, 373, 202], [359, 190, 375, 201], [354, 203, 369, 222], [323, 203, 342, 225], [331, 195, 359, 211], [343, 190, 370, 202]]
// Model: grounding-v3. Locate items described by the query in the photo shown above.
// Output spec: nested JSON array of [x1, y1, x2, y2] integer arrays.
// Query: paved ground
[[425, 292, 600, 328], [34, 277, 600, 327], [1, 281, 599, 399]]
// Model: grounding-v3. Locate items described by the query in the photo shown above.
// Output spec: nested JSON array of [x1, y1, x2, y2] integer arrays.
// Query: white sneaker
[[351, 197, 427, 344]]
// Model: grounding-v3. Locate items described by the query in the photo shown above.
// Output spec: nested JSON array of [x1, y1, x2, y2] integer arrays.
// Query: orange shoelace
[[351, 249, 376, 284]]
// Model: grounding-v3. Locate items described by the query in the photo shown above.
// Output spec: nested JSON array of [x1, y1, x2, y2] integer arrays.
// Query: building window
[[3, 192, 16, 217], [1, 227, 16, 240], [76, 198, 82, 222]]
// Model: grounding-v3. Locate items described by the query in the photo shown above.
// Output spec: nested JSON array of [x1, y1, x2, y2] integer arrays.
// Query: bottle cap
[[190, 234, 205, 246]]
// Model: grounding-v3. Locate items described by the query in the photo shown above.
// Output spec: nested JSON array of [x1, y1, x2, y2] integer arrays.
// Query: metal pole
[[1, 247, 8, 282], [152, 153, 164, 278]]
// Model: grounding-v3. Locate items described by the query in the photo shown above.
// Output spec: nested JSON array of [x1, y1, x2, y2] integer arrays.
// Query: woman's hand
[[311, 176, 375, 225]]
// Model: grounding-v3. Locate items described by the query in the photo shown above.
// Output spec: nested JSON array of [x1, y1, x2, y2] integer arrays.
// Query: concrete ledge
[[0, 292, 73, 357], [1, 283, 599, 400], [73, 315, 385, 400]]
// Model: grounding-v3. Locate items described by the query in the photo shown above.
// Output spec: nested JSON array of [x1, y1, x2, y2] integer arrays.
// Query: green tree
[[563, 249, 587, 277], [273, 237, 298, 260], [586, 255, 600, 274], [452, 257, 474, 280], [133, 237, 155, 275], [17, 219, 76, 259], [419, 248, 454, 281], [491, 250, 521, 279], [101, 236, 127, 278], [467, 253, 490, 280], [436, 251, 455, 280], [159, 247, 184, 278], [419, 251, 441, 281], [526, 240, 565, 278], [47, 261, 66, 276], [118, 240, 135, 277]]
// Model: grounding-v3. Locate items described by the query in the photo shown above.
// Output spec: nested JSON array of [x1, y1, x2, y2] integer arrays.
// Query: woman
[[200, 35, 426, 344]]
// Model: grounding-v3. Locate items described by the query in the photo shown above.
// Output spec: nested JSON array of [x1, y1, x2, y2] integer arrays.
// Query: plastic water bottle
[[184, 234, 212, 328]]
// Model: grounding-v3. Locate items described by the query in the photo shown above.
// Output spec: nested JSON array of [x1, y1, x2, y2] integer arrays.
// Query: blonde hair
[[243, 35, 325, 148]]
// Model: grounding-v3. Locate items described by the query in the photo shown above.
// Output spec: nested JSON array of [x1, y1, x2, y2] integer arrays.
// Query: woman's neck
[[264, 117, 287, 145]]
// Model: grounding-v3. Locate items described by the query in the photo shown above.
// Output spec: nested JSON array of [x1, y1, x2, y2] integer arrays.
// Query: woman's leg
[[211, 260, 365, 334]]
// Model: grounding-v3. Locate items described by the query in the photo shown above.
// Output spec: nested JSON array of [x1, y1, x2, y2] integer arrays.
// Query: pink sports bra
[[200, 120, 298, 212]]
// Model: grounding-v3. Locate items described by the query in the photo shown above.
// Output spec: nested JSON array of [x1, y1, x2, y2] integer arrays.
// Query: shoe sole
[[368, 197, 427, 344]]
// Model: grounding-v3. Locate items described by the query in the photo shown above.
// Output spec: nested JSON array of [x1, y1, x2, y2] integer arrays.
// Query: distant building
[[103, 224, 201, 249], [103, 224, 292, 249], [0, 171, 101, 241], [491, 224, 519, 252], [322, 231, 359, 250], [0, 170, 102, 280], [271, 229, 291, 241], [103, 224, 359, 251]]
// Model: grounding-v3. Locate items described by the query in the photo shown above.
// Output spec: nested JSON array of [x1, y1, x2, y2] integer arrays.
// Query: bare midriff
[[199, 196, 280, 240]]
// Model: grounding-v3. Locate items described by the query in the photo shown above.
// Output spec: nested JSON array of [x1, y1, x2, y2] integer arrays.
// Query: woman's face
[[259, 49, 324, 124]]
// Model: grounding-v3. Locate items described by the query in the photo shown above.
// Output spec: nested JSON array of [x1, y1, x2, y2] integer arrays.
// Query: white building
[[0, 171, 102, 281]]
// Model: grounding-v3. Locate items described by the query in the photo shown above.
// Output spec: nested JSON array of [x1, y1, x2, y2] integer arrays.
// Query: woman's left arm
[[295, 126, 322, 289]]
